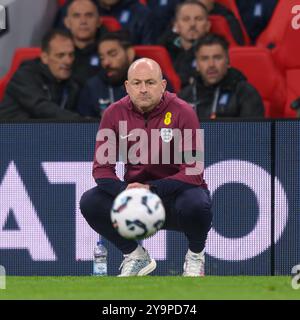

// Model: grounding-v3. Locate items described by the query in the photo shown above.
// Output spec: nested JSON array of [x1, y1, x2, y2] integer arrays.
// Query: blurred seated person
[[199, 0, 245, 45], [64, 0, 107, 87], [146, 0, 182, 43], [159, 0, 211, 89], [235, 0, 278, 43], [77, 32, 174, 118], [54, 0, 99, 28], [97, 0, 156, 44], [179, 34, 265, 118], [0, 30, 82, 120], [155, 0, 245, 46]]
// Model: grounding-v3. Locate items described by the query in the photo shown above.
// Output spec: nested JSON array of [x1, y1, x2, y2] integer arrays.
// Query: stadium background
[[0, 0, 300, 280], [1, 0, 300, 117], [0, 120, 299, 276]]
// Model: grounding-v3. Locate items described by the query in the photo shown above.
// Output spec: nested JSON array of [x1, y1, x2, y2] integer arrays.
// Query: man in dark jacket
[[77, 32, 174, 118], [179, 34, 265, 118], [158, 0, 211, 89], [77, 32, 135, 118], [97, 0, 156, 44], [64, 0, 107, 87], [0, 29, 82, 120]]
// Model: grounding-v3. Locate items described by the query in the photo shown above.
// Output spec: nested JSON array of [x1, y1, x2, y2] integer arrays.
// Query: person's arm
[[237, 82, 265, 118], [7, 64, 82, 119], [178, 85, 193, 104], [95, 178, 127, 197], [92, 106, 126, 196]]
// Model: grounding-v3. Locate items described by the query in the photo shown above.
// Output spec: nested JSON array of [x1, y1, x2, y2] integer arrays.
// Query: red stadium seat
[[229, 47, 286, 118], [275, 24, 300, 118], [209, 15, 239, 47], [215, 0, 251, 45], [256, 0, 298, 50], [0, 48, 41, 101], [101, 16, 122, 32], [257, 1, 300, 118], [0, 79, 6, 101], [134, 45, 181, 93], [57, 0, 66, 6]]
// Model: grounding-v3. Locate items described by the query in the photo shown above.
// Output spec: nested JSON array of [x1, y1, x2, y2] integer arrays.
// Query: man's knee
[[80, 187, 112, 219], [80, 187, 97, 217]]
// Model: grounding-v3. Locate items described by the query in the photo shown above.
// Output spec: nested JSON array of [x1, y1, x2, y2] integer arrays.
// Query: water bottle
[[93, 240, 108, 276]]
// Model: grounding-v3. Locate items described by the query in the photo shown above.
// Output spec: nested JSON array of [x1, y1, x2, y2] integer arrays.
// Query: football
[[110, 188, 166, 240]]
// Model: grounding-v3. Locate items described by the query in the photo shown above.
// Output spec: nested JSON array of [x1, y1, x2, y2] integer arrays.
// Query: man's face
[[175, 4, 210, 43], [41, 36, 75, 81], [99, 40, 134, 85], [65, 0, 99, 43], [196, 44, 229, 86], [125, 61, 167, 113]]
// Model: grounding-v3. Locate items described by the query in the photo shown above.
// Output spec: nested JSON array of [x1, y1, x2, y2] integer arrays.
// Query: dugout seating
[[256, 0, 300, 118], [229, 47, 286, 118], [209, 15, 239, 47], [256, 0, 298, 50], [215, 0, 251, 45], [134, 45, 181, 93], [275, 24, 300, 118], [58, 0, 148, 7], [0, 45, 182, 101], [0, 48, 41, 101], [101, 16, 122, 32]]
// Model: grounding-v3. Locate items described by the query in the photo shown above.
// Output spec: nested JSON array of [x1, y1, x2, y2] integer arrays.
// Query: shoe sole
[[137, 259, 157, 276]]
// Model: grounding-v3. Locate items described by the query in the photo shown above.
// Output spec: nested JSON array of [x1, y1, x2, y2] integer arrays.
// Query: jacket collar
[[195, 67, 247, 91]]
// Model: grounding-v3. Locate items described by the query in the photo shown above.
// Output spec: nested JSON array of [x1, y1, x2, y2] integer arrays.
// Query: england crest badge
[[160, 128, 173, 143]]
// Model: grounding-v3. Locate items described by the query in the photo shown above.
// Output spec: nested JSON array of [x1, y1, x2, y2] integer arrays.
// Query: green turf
[[0, 276, 299, 300]]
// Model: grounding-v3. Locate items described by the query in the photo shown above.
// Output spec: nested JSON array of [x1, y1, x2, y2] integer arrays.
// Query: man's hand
[[126, 182, 150, 190]]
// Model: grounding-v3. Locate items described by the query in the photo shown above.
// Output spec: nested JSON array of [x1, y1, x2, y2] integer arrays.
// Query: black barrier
[[0, 120, 299, 275]]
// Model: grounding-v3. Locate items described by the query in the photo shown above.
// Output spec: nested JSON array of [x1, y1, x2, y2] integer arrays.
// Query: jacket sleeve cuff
[[95, 178, 128, 197]]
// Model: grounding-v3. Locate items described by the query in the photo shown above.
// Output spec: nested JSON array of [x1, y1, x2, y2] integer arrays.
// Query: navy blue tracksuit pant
[[80, 187, 213, 254]]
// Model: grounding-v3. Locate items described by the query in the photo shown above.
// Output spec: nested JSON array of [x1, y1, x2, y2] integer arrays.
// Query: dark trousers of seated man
[[80, 186, 213, 254]]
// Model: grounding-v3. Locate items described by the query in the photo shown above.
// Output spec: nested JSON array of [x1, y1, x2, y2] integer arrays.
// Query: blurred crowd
[[0, 0, 299, 120]]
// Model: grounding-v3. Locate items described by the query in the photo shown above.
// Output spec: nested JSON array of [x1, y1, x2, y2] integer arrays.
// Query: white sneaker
[[118, 245, 156, 277], [183, 249, 205, 277]]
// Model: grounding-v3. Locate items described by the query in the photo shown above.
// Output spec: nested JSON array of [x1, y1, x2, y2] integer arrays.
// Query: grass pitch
[[0, 276, 298, 300]]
